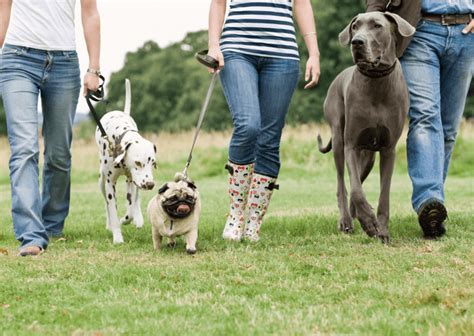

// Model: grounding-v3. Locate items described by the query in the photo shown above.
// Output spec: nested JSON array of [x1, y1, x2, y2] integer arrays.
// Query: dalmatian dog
[[96, 79, 157, 244]]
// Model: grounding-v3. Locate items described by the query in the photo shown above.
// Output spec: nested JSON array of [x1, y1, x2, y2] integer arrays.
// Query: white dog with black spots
[[96, 79, 157, 244]]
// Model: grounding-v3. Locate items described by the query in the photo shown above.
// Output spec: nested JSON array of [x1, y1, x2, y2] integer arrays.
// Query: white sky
[[75, 0, 212, 112]]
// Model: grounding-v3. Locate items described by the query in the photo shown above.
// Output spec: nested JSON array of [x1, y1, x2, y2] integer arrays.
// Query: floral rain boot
[[222, 162, 254, 241], [243, 174, 279, 242]]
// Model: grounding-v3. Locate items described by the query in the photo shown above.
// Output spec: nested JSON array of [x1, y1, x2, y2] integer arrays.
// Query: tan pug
[[147, 173, 201, 254]]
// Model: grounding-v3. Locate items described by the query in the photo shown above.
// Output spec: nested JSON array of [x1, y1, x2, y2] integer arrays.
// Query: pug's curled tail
[[317, 134, 332, 153]]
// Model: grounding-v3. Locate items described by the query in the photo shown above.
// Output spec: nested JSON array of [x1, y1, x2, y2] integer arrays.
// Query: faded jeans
[[400, 20, 474, 211], [0, 44, 81, 249], [219, 51, 299, 177]]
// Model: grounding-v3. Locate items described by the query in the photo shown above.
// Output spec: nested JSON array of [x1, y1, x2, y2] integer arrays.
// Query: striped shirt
[[220, 0, 299, 61]]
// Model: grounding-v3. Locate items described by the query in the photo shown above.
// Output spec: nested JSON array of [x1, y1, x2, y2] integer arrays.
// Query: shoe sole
[[418, 201, 447, 239]]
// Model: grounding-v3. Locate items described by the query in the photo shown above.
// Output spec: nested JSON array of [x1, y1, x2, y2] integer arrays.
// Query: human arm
[[207, 0, 226, 73], [0, 0, 12, 47], [81, 0, 101, 96], [294, 0, 320, 89], [366, 0, 390, 12]]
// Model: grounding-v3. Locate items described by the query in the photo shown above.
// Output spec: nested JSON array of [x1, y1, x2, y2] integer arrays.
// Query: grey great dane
[[318, 12, 415, 242]]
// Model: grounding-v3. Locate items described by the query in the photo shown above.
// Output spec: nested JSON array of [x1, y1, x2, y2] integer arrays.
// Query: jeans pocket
[[1, 46, 26, 56], [63, 51, 79, 62]]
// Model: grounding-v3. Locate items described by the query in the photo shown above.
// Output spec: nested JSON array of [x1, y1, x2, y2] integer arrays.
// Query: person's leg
[[244, 57, 299, 241], [254, 57, 300, 177], [439, 25, 474, 180], [219, 52, 260, 241], [400, 21, 446, 212], [40, 51, 81, 237], [0, 47, 48, 250], [220, 52, 261, 165]]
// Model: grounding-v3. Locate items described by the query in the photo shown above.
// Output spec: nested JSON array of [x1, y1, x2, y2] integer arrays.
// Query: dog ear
[[384, 12, 415, 37], [187, 181, 197, 190], [114, 151, 126, 165], [158, 183, 169, 194], [339, 15, 359, 46]]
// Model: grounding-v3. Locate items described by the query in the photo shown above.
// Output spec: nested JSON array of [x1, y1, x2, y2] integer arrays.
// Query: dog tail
[[317, 134, 332, 153], [124, 78, 132, 115]]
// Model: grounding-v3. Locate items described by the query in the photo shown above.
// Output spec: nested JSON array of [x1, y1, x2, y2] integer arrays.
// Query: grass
[[0, 124, 473, 335]]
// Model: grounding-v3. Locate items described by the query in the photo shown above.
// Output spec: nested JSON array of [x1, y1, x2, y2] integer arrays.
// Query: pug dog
[[147, 173, 201, 254]]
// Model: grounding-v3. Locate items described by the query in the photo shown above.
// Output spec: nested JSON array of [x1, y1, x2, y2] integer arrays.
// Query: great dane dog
[[318, 12, 415, 242], [96, 79, 157, 244]]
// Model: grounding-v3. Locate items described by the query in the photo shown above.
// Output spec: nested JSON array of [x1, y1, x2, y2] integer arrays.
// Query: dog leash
[[182, 50, 220, 178], [85, 75, 114, 151]]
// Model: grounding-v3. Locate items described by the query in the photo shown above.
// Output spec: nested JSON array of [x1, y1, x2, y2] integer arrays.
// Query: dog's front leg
[[377, 147, 396, 244], [185, 228, 198, 255], [151, 225, 162, 250], [120, 178, 140, 227], [105, 177, 124, 244], [345, 147, 379, 237]]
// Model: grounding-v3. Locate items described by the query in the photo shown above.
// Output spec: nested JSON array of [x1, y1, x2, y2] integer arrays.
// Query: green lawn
[[0, 128, 473, 335]]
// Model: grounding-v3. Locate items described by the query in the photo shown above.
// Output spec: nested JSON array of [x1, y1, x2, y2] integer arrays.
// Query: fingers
[[304, 60, 320, 89], [83, 85, 88, 97], [305, 64, 311, 82], [83, 74, 100, 96], [462, 20, 474, 34]]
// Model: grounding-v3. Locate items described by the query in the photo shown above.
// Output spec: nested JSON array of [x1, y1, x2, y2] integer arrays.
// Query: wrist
[[208, 42, 220, 50], [308, 51, 320, 58], [86, 67, 101, 77]]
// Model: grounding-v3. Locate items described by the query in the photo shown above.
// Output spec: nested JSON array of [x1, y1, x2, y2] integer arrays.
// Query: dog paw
[[167, 241, 176, 248], [359, 215, 379, 237], [186, 248, 197, 255], [378, 233, 390, 244], [112, 230, 124, 244], [134, 214, 144, 229], [120, 215, 132, 226], [338, 217, 354, 234]]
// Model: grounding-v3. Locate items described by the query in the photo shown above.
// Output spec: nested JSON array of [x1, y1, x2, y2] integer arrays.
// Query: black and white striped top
[[220, 0, 299, 61]]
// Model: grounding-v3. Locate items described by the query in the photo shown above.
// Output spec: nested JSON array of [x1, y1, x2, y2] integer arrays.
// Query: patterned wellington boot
[[243, 174, 279, 242], [222, 162, 254, 241]]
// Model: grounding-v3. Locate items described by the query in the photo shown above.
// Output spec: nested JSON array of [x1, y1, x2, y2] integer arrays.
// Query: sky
[[75, 0, 212, 112]]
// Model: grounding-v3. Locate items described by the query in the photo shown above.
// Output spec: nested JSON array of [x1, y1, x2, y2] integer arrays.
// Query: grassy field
[[0, 124, 473, 335]]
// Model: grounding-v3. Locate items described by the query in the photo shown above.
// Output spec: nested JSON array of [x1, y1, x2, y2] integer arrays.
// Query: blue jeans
[[0, 44, 81, 249], [400, 20, 474, 212], [219, 52, 299, 177]]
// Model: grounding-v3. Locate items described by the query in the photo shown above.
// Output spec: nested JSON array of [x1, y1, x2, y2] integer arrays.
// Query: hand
[[207, 46, 224, 74], [304, 54, 320, 89], [462, 19, 474, 34], [83, 72, 100, 97]]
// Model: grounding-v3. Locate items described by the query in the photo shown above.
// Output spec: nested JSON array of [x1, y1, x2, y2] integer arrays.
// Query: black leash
[[85, 74, 107, 137], [182, 50, 220, 178]]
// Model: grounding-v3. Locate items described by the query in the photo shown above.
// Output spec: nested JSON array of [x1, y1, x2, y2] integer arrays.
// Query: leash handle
[[86, 74, 106, 102], [195, 50, 219, 70], [85, 75, 107, 138]]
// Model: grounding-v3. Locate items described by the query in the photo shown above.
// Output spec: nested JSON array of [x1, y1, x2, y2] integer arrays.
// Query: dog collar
[[356, 62, 397, 78]]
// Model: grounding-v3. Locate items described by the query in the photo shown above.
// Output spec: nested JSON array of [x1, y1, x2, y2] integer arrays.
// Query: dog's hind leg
[[99, 171, 109, 230], [105, 178, 124, 244], [333, 129, 353, 233]]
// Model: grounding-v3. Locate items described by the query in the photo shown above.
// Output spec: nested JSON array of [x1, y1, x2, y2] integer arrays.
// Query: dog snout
[[143, 181, 155, 190], [351, 36, 366, 47]]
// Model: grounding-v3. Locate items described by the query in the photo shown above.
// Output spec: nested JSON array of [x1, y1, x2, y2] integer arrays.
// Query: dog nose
[[351, 37, 365, 47], [144, 182, 155, 190]]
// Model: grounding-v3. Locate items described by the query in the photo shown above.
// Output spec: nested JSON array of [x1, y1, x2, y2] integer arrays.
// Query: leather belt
[[422, 13, 472, 25]]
